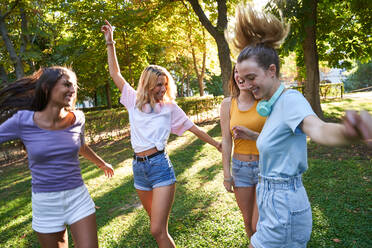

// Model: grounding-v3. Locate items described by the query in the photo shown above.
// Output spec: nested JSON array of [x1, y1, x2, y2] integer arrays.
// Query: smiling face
[[49, 72, 77, 108], [236, 58, 277, 100], [151, 75, 168, 102]]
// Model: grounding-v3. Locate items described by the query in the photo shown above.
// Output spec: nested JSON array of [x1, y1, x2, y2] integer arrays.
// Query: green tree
[[344, 61, 372, 92], [187, 0, 233, 96], [270, 0, 372, 117]]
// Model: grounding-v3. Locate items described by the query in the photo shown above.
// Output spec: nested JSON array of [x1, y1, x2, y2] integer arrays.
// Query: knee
[[150, 224, 166, 239]]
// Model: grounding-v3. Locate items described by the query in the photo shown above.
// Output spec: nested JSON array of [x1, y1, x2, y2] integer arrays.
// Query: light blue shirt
[[256, 89, 316, 178]]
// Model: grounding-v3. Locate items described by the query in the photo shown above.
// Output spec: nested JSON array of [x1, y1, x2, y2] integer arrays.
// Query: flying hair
[[231, 4, 289, 50]]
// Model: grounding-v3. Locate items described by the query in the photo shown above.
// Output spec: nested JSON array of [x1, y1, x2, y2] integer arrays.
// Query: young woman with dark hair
[[0, 66, 114, 248], [230, 4, 372, 248]]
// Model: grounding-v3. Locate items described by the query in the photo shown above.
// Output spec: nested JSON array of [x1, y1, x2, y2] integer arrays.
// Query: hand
[[99, 163, 114, 178], [223, 177, 234, 193], [343, 110, 372, 147], [216, 142, 222, 152], [232, 126, 259, 140], [101, 20, 114, 43]]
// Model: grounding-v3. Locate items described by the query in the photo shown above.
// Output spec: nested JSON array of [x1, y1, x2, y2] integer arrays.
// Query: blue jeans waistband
[[258, 174, 303, 191], [232, 157, 258, 166]]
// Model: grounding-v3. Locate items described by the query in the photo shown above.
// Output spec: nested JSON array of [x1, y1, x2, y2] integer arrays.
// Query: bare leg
[[234, 185, 258, 238], [136, 189, 153, 217], [36, 229, 68, 248], [150, 184, 176, 248], [70, 213, 98, 248]]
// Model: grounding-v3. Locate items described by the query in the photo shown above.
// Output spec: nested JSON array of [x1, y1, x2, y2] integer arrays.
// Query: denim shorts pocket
[[290, 205, 312, 243], [149, 154, 167, 166], [232, 163, 241, 175], [272, 190, 290, 227]]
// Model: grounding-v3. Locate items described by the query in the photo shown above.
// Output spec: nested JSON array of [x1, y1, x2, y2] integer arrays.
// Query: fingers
[[223, 181, 234, 193], [359, 110, 372, 147], [101, 20, 113, 33]]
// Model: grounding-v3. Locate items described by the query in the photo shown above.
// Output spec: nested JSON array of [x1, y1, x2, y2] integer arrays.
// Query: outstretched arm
[[79, 144, 114, 177], [301, 110, 372, 146], [220, 98, 234, 193], [188, 125, 222, 152], [101, 20, 126, 92]]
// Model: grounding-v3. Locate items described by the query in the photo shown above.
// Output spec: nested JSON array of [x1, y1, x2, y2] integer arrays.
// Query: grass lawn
[[0, 93, 371, 247]]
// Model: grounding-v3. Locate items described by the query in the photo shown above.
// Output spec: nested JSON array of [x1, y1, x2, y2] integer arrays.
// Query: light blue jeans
[[231, 158, 259, 187], [132, 152, 176, 191], [251, 174, 312, 248]]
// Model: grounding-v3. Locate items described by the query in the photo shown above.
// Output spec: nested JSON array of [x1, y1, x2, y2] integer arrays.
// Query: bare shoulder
[[221, 97, 232, 107], [220, 97, 232, 115]]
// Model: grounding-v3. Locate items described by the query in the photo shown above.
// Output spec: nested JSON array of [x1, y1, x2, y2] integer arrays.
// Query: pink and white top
[[120, 83, 194, 153]]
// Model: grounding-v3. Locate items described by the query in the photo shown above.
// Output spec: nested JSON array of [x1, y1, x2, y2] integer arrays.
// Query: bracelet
[[224, 177, 233, 182], [106, 40, 116, 45]]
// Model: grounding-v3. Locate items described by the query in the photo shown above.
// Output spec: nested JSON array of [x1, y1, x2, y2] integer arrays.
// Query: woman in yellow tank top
[[220, 65, 266, 239]]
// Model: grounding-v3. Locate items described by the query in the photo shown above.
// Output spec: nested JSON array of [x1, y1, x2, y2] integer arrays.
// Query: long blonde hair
[[136, 65, 176, 111], [230, 4, 289, 77]]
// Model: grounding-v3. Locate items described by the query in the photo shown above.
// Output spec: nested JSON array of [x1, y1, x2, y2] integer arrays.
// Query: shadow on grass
[[304, 142, 372, 248], [104, 123, 222, 247]]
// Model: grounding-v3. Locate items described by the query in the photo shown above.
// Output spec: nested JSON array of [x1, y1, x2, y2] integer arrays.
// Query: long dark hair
[[232, 4, 289, 77], [0, 66, 75, 122]]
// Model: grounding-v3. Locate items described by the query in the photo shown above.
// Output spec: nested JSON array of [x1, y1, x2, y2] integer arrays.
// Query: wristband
[[224, 177, 233, 182], [106, 40, 116, 45]]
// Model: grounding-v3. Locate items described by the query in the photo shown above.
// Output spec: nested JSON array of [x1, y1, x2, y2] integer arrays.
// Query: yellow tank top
[[230, 98, 266, 155]]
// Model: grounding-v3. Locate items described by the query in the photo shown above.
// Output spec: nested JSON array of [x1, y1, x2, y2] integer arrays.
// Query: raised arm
[[101, 20, 126, 92], [220, 98, 234, 193]]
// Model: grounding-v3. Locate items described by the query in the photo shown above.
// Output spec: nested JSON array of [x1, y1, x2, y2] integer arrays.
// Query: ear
[[267, 64, 277, 78]]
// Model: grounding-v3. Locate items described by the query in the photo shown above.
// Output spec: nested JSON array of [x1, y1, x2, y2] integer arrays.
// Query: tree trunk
[[302, 0, 323, 118], [180, 73, 185, 97], [94, 91, 98, 107], [0, 15, 24, 79], [20, 7, 35, 72], [105, 83, 112, 108], [0, 64, 8, 83], [187, 0, 231, 96], [186, 73, 190, 96]]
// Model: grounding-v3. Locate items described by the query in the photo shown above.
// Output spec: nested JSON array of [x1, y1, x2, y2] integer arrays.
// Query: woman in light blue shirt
[[230, 4, 372, 248]]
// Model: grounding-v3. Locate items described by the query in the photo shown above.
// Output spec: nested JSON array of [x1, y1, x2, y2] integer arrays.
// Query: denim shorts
[[231, 158, 259, 187], [32, 184, 96, 233], [132, 152, 176, 191], [251, 174, 312, 248]]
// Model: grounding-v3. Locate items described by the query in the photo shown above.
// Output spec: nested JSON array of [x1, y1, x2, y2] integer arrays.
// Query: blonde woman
[[231, 4, 372, 248], [101, 20, 221, 248], [220, 65, 266, 239]]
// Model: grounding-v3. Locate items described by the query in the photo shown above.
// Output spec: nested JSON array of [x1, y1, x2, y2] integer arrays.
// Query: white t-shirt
[[120, 83, 194, 153]]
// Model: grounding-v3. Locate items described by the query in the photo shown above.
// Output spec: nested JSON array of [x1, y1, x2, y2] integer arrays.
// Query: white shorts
[[32, 184, 96, 234]]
